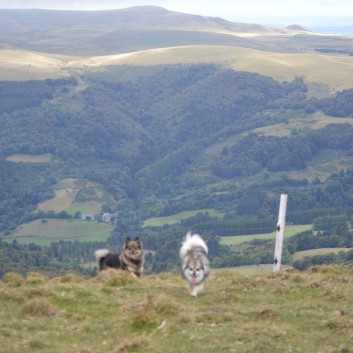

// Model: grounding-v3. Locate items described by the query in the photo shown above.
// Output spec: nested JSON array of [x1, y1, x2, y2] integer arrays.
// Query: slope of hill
[[1, 7, 353, 92], [1, 6, 351, 57], [0, 7, 283, 56], [1, 267, 353, 353], [1, 7, 353, 271], [2, 63, 353, 238], [2, 44, 353, 91]]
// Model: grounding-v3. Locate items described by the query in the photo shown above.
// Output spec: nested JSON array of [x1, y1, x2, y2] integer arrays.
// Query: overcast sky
[[0, 0, 352, 26]]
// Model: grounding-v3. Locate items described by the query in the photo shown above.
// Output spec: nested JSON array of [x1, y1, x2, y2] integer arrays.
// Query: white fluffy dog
[[179, 232, 210, 297]]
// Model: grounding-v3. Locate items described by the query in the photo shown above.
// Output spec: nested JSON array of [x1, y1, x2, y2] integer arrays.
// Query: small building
[[102, 212, 112, 223]]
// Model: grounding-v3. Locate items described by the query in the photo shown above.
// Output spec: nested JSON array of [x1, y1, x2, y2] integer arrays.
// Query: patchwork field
[[8, 219, 113, 245], [38, 189, 79, 213], [36, 178, 105, 215]]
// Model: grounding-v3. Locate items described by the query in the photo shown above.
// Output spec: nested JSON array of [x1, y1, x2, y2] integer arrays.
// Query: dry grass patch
[[6, 153, 52, 163], [22, 298, 61, 317], [1, 268, 353, 352], [69, 46, 353, 92]]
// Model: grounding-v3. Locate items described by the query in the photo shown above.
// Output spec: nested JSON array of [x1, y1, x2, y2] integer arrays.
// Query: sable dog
[[95, 237, 144, 277], [180, 232, 210, 297]]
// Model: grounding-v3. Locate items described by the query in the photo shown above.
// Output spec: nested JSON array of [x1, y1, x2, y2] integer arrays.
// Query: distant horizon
[[0, 0, 352, 28], [0, 7, 351, 29]]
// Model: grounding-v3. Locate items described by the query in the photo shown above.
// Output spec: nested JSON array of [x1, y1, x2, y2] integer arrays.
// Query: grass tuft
[[114, 337, 149, 352], [254, 308, 277, 320], [26, 272, 48, 285], [94, 269, 136, 287], [54, 272, 84, 284], [1, 272, 25, 287], [307, 264, 343, 274], [2, 267, 353, 352], [130, 297, 159, 329], [22, 298, 61, 317]]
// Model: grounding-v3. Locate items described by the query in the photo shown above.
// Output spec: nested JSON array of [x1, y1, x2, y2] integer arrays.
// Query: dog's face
[[123, 237, 143, 260], [183, 257, 206, 285]]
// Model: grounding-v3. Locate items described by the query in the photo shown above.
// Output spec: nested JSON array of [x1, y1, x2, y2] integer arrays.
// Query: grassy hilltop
[[1, 266, 353, 353]]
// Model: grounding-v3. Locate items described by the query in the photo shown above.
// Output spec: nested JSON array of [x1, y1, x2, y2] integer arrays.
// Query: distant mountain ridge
[[0, 6, 288, 56], [0, 6, 280, 33]]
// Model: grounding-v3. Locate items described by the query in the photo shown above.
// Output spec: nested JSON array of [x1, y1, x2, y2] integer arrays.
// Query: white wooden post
[[273, 194, 288, 272]]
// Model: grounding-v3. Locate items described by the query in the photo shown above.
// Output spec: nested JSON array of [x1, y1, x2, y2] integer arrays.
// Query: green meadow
[[8, 219, 113, 245], [142, 209, 224, 227], [293, 247, 352, 261], [220, 224, 313, 246], [6, 153, 53, 163]]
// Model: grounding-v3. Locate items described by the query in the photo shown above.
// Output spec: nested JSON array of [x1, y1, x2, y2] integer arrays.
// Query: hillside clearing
[[1, 266, 353, 353], [2, 45, 353, 92], [36, 178, 106, 215], [143, 209, 224, 227], [220, 224, 312, 246], [5, 153, 53, 163], [252, 111, 353, 137], [293, 247, 352, 261], [8, 219, 112, 245], [38, 189, 79, 213], [0, 49, 69, 80], [68, 46, 353, 92]]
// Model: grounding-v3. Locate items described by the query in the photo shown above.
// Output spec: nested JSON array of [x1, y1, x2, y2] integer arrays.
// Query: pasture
[[142, 209, 224, 227], [293, 247, 352, 261], [37, 178, 106, 215], [38, 188, 78, 213], [8, 219, 112, 245], [6, 153, 52, 163], [69, 45, 353, 92], [220, 224, 312, 246], [2, 44, 353, 92]]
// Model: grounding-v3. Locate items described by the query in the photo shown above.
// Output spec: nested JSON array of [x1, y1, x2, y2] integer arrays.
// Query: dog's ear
[[125, 237, 131, 243], [135, 236, 140, 242]]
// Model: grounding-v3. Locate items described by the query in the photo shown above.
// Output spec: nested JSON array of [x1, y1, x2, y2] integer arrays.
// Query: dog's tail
[[94, 249, 111, 261], [179, 231, 208, 259]]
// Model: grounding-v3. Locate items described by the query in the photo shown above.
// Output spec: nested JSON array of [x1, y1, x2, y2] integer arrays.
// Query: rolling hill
[[1, 7, 353, 272], [0, 6, 284, 56], [1, 6, 353, 92]]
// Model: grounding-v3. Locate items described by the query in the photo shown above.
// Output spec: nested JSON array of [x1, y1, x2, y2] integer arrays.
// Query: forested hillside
[[1, 64, 353, 231], [1, 31, 353, 275]]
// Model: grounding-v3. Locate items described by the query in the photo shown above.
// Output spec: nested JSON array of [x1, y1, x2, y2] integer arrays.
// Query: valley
[[1, 6, 353, 276]]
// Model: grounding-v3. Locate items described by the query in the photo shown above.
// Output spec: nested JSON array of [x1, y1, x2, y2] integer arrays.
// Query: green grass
[[3, 43, 353, 91], [142, 209, 224, 227], [69, 45, 353, 92], [293, 247, 352, 261], [5, 153, 52, 163], [1, 266, 353, 353], [38, 189, 78, 213], [65, 203, 91, 216], [252, 111, 353, 138], [220, 224, 312, 246], [7, 219, 112, 245], [214, 264, 278, 275]]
